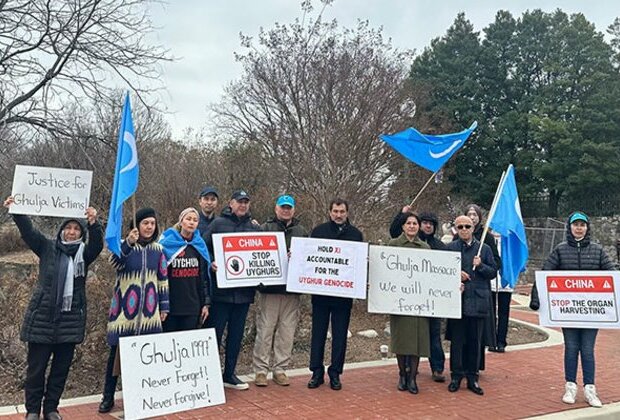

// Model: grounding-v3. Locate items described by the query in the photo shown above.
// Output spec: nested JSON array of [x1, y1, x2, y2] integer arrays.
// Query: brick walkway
[[3, 308, 619, 419]]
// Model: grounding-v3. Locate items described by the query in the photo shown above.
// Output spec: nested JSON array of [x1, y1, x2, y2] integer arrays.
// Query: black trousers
[[309, 302, 352, 377], [492, 291, 512, 347], [25, 342, 76, 415], [449, 316, 484, 382], [102, 345, 118, 399], [428, 317, 445, 373], [163, 314, 200, 332], [205, 301, 251, 379]]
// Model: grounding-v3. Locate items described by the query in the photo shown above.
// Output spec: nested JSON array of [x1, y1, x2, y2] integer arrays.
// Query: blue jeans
[[428, 317, 445, 373], [562, 328, 598, 385]]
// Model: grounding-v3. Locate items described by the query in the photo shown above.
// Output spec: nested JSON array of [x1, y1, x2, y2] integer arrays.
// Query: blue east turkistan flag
[[105, 93, 139, 256], [380, 121, 477, 172], [489, 164, 529, 288]]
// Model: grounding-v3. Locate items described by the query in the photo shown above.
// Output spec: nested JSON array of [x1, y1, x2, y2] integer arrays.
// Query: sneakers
[[254, 373, 268, 387], [562, 381, 577, 404], [273, 372, 290, 386], [223, 375, 249, 390], [584, 384, 603, 408]]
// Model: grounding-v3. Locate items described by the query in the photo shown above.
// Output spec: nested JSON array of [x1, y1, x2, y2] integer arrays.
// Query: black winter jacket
[[14, 215, 104, 344], [309, 220, 364, 307], [197, 212, 216, 237], [203, 207, 261, 304], [530, 216, 614, 310], [446, 238, 497, 318], [259, 217, 308, 294]]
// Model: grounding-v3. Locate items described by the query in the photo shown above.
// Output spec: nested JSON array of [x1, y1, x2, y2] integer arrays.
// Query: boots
[[396, 355, 409, 391], [408, 356, 419, 394]]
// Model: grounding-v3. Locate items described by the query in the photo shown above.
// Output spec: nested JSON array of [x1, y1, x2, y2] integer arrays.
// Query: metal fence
[[521, 193, 620, 218]]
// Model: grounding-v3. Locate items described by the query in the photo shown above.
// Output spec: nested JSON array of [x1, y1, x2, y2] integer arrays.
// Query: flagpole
[[408, 170, 439, 208], [131, 195, 137, 229], [474, 169, 507, 265]]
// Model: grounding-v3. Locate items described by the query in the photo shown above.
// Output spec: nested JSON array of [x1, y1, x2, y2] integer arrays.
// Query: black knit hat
[[135, 207, 157, 226], [130, 207, 159, 239]]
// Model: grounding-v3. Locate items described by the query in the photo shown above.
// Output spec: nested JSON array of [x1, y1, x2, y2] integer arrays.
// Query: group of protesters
[[3, 184, 613, 420]]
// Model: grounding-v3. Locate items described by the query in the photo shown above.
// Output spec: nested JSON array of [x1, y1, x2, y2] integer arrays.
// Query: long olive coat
[[388, 233, 431, 356]]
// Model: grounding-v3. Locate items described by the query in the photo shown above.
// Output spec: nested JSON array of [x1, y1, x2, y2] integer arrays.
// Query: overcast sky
[[147, 1, 618, 137]]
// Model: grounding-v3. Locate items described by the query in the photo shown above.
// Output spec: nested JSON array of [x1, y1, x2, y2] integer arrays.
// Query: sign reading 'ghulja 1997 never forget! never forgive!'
[[10, 165, 93, 218], [119, 329, 225, 420]]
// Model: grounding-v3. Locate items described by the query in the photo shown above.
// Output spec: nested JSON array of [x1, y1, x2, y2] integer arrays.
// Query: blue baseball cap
[[569, 212, 588, 224], [276, 194, 295, 208]]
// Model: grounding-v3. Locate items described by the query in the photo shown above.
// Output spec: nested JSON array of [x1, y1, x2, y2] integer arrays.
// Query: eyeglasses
[[456, 224, 472, 230]]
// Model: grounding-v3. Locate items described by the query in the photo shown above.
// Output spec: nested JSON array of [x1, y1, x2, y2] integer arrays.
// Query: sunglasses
[[456, 224, 472, 230]]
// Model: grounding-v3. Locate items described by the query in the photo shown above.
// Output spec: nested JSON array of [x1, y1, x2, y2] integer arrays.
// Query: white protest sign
[[535, 271, 620, 329], [286, 237, 369, 299], [213, 232, 288, 288], [119, 329, 225, 420], [368, 245, 462, 318], [10, 165, 92, 218]]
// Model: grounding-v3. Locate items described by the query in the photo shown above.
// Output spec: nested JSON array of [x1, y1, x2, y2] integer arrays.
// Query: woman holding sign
[[98, 207, 169, 414], [159, 207, 210, 332], [3, 196, 103, 420], [531, 211, 614, 408], [388, 212, 431, 394]]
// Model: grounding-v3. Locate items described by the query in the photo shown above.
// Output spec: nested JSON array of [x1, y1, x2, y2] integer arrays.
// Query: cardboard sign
[[212, 232, 288, 288], [286, 237, 369, 299], [119, 329, 225, 419], [368, 245, 462, 318], [535, 271, 620, 328], [10, 165, 93, 218]]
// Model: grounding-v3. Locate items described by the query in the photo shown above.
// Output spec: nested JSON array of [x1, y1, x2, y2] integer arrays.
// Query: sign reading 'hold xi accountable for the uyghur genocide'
[[286, 237, 368, 299]]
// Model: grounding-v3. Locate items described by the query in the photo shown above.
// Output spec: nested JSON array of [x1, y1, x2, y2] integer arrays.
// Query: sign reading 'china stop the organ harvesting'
[[212, 232, 288, 288], [535, 271, 620, 329]]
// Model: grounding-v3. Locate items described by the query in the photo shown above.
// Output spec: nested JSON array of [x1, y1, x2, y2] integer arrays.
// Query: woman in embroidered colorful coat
[[98, 207, 169, 413]]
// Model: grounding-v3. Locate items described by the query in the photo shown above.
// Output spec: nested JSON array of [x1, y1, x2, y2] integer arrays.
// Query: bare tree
[[212, 3, 414, 231], [0, 0, 170, 137]]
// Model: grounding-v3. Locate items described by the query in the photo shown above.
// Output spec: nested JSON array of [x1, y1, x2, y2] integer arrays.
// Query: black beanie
[[130, 207, 159, 243], [134, 207, 157, 226]]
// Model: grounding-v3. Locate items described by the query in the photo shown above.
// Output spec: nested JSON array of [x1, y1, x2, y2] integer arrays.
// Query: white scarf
[[61, 238, 85, 312]]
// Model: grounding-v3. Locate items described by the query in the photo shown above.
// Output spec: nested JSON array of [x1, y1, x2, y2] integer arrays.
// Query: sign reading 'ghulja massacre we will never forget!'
[[367, 245, 462, 318]]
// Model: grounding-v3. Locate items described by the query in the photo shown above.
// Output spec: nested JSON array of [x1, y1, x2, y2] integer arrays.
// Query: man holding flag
[[105, 93, 139, 256]]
